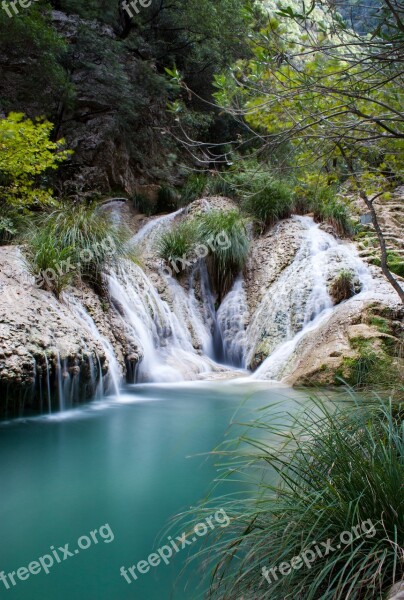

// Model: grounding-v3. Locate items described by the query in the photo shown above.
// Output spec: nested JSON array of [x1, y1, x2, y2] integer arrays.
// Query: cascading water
[[65, 294, 122, 396], [108, 261, 216, 382], [112, 206, 254, 383], [249, 216, 376, 380], [217, 277, 249, 368]]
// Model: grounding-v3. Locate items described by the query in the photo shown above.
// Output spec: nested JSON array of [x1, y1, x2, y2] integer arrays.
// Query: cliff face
[[0, 9, 177, 198]]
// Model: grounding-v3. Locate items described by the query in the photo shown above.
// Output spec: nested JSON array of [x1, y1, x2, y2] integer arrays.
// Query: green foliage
[[0, 205, 29, 245], [24, 202, 131, 295], [183, 395, 404, 599], [0, 216, 17, 245], [241, 179, 294, 231], [337, 337, 398, 389], [0, 113, 72, 208], [132, 193, 157, 217], [179, 174, 208, 206], [387, 253, 404, 278], [329, 269, 356, 304], [197, 209, 249, 297], [312, 196, 354, 237], [205, 175, 236, 198], [369, 252, 404, 278], [157, 220, 198, 272]]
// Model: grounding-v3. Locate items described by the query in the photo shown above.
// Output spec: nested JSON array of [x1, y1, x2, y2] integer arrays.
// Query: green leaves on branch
[[0, 113, 72, 208]]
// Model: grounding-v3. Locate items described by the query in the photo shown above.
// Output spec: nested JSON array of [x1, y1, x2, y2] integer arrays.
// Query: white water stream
[[250, 216, 375, 379], [29, 210, 380, 411]]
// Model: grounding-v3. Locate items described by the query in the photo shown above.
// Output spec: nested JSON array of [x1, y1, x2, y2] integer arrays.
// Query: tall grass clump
[[242, 178, 295, 231], [179, 173, 208, 206], [314, 198, 354, 237], [183, 394, 404, 600], [156, 220, 198, 273], [132, 192, 157, 216], [197, 209, 249, 299], [157, 185, 178, 213], [25, 202, 130, 295], [205, 174, 236, 198], [329, 269, 357, 304]]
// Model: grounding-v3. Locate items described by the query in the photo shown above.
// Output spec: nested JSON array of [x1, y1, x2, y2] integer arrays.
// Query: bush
[[205, 174, 236, 198], [242, 179, 295, 231], [329, 269, 357, 304], [179, 174, 208, 206], [156, 220, 198, 272], [0, 216, 17, 245], [184, 395, 404, 600], [338, 337, 400, 390], [314, 198, 354, 237], [204, 161, 295, 230], [24, 202, 130, 296], [196, 209, 249, 298]]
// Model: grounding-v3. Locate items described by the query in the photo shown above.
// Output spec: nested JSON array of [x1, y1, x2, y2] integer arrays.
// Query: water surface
[[0, 382, 307, 600]]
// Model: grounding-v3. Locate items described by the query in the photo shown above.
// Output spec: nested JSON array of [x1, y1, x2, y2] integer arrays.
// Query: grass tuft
[[24, 202, 131, 296], [156, 220, 198, 273], [329, 269, 357, 304], [180, 393, 404, 600], [196, 209, 250, 299]]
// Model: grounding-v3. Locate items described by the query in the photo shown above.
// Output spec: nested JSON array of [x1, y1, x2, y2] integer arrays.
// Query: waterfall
[[250, 216, 376, 380], [217, 277, 249, 368], [108, 206, 254, 383], [65, 294, 122, 396], [56, 351, 65, 412], [131, 208, 184, 247], [108, 261, 215, 382], [44, 354, 52, 414]]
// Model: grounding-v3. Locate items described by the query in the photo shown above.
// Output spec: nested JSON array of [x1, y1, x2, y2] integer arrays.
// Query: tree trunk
[[361, 191, 404, 304]]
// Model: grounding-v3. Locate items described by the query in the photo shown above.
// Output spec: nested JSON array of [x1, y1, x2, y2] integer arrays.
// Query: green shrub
[[337, 337, 399, 389], [205, 175, 236, 198], [313, 197, 354, 236], [196, 209, 249, 298], [156, 220, 198, 272], [0, 216, 17, 245], [329, 269, 357, 304], [24, 202, 130, 295], [179, 174, 208, 206], [183, 395, 404, 599], [242, 179, 295, 230]]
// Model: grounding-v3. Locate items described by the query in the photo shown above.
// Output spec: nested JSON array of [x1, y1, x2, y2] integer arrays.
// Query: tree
[[0, 113, 72, 208], [211, 0, 404, 302]]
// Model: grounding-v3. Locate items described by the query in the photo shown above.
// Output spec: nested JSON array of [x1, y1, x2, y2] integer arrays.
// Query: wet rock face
[[0, 247, 127, 416], [243, 212, 403, 380]]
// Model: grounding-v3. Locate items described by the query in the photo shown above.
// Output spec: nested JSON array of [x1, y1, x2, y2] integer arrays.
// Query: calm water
[[0, 382, 308, 600]]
